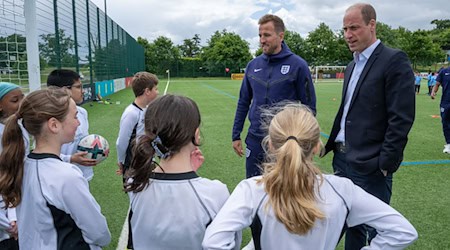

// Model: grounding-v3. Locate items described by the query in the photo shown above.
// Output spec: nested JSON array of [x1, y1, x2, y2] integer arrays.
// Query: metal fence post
[[72, 0, 79, 73]]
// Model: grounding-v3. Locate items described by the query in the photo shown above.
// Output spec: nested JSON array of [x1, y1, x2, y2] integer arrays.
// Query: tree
[[304, 23, 340, 66], [431, 19, 450, 30], [404, 30, 445, 68], [430, 19, 450, 50], [179, 34, 202, 57], [376, 22, 397, 48], [137, 36, 180, 75], [137, 36, 152, 72], [284, 30, 307, 58], [38, 29, 77, 67], [202, 30, 252, 75]]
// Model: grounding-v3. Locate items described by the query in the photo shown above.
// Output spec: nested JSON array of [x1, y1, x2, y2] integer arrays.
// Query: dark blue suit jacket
[[324, 43, 415, 174]]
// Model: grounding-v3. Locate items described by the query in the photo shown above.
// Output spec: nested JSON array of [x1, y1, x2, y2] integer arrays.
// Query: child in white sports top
[[47, 69, 98, 181], [0, 82, 25, 250], [203, 103, 418, 250], [125, 94, 240, 250], [0, 88, 110, 249]]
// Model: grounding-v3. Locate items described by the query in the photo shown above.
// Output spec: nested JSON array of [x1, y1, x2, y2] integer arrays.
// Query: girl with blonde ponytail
[[203, 103, 417, 250]]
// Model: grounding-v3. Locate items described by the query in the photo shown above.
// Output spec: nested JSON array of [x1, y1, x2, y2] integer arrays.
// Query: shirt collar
[[354, 39, 380, 63]]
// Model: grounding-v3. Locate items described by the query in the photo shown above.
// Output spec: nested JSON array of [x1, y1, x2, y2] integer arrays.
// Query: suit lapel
[[335, 61, 355, 119], [348, 43, 384, 108], [343, 61, 355, 97]]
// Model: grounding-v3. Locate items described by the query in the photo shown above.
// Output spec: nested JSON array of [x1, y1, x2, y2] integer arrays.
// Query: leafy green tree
[[404, 30, 445, 68], [38, 29, 77, 67], [284, 30, 307, 58], [202, 29, 252, 75], [304, 23, 340, 66], [376, 22, 397, 48], [179, 34, 202, 58], [431, 19, 450, 30], [137, 36, 180, 75], [254, 48, 262, 57], [137, 36, 152, 72], [430, 19, 450, 50]]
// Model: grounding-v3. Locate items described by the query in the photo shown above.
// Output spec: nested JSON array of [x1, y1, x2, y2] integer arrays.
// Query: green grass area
[[86, 78, 449, 249]]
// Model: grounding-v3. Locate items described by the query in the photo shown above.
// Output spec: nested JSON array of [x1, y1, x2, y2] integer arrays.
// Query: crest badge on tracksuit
[[280, 65, 290, 75]]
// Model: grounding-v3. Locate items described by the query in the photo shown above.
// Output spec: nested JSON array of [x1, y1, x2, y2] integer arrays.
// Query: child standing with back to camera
[[125, 94, 240, 250], [116, 71, 159, 249], [203, 103, 417, 250], [0, 88, 110, 249]]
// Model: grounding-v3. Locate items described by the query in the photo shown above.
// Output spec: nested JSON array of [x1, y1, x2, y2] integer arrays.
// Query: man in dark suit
[[323, 3, 415, 249]]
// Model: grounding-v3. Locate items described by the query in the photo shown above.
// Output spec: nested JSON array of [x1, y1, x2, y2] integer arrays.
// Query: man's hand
[[232, 140, 244, 157], [431, 91, 436, 99], [70, 152, 98, 166], [190, 147, 205, 171]]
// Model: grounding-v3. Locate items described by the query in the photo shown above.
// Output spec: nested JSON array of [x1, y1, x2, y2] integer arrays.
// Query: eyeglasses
[[68, 84, 83, 89]]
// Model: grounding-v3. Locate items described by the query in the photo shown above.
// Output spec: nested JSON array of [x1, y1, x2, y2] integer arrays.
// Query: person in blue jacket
[[231, 14, 316, 250], [232, 14, 316, 179]]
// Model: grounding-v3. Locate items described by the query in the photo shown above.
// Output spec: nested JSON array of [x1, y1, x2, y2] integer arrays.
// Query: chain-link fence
[[0, 0, 144, 98]]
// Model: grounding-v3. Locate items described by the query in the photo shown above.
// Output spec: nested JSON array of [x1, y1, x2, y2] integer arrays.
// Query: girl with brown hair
[[0, 88, 110, 249]]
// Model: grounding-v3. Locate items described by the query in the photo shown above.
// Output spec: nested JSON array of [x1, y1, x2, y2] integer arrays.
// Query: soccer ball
[[77, 134, 110, 163]]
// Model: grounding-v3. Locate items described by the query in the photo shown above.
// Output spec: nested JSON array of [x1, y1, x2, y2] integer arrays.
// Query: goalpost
[[314, 66, 346, 83]]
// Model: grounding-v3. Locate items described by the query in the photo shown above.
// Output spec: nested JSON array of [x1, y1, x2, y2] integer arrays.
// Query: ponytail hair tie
[[151, 136, 171, 159], [286, 136, 298, 142]]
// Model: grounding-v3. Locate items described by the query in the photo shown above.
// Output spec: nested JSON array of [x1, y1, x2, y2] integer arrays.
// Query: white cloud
[[91, 0, 449, 53]]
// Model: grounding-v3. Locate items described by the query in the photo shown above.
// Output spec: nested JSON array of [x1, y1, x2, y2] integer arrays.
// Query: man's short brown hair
[[131, 72, 158, 97], [258, 14, 285, 33]]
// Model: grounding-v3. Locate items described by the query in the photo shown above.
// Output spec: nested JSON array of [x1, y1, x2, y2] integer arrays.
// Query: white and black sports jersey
[[0, 200, 13, 242], [0, 120, 28, 242], [17, 153, 110, 250], [0, 120, 30, 154], [61, 106, 93, 180], [116, 103, 145, 167], [130, 171, 240, 250], [203, 174, 417, 250]]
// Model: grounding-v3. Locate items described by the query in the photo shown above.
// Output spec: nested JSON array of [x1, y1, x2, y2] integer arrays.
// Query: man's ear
[[279, 31, 285, 41]]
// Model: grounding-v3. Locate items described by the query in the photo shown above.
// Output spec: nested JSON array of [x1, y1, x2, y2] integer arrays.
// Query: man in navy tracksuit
[[232, 14, 316, 179]]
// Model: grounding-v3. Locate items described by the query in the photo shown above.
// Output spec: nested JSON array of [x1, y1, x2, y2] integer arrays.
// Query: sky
[[90, 0, 449, 52]]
